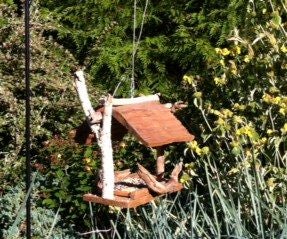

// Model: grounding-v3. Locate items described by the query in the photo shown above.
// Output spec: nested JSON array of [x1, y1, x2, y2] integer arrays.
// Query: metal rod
[[24, 0, 31, 238]]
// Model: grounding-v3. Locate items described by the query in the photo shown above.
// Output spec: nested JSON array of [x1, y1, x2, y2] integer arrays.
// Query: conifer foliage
[[2, 0, 287, 237]]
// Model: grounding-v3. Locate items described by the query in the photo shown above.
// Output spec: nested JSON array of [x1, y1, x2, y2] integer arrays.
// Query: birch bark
[[74, 70, 114, 199]]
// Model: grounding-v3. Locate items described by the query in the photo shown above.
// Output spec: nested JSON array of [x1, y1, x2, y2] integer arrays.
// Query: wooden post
[[100, 95, 115, 199], [156, 147, 165, 179]]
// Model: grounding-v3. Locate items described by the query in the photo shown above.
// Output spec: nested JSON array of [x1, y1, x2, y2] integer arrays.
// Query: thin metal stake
[[25, 0, 31, 238]]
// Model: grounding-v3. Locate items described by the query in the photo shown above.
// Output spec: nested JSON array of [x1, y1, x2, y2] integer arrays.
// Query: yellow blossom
[[281, 45, 287, 53], [188, 140, 198, 150], [233, 116, 244, 124], [262, 93, 273, 103], [216, 118, 226, 126], [281, 123, 287, 134], [215, 48, 221, 54], [234, 46, 241, 55], [85, 166, 91, 172], [220, 59, 225, 66], [83, 157, 91, 164], [233, 103, 246, 111], [273, 96, 281, 104], [195, 147, 202, 156], [231, 69, 237, 75], [279, 108, 286, 116], [262, 137, 267, 143], [221, 109, 233, 118], [244, 55, 251, 63], [201, 147, 210, 155], [221, 48, 230, 56], [193, 91, 202, 99], [236, 126, 259, 140], [183, 75, 194, 85], [229, 60, 238, 75], [214, 74, 227, 86], [267, 178, 276, 191], [246, 150, 252, 158]]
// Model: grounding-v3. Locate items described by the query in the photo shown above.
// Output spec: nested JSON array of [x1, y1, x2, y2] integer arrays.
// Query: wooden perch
[[137, 163, 183, 194], [111, 94, 160, 106]]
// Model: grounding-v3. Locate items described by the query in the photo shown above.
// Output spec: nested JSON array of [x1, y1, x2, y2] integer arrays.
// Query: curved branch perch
[[137, 162, 183, 194], [74, 70, 115, 199]]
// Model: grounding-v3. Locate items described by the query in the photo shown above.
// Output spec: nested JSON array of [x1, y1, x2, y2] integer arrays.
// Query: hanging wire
[[113, 0, 149, 98], [131, 0, 137, 98], [135, 0, 149, 51], [130, 0, 149, 98], [24, 0, 32, 238]]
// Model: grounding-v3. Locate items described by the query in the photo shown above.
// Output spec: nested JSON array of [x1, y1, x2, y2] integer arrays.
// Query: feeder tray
[[83, 170, 183, 208]]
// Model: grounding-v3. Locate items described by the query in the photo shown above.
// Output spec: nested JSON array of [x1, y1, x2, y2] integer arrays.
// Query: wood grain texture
[[112, 101, 195, 147]]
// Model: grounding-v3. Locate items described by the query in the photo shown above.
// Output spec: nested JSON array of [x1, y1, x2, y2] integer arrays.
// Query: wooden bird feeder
[[74, 70, 194, 208]]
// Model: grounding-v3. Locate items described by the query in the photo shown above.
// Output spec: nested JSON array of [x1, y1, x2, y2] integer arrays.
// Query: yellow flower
[[267, 178, 276, 191], [246, 150, 252, 158], [221, 48, 230, 56], [279, 108, 286, 116], [236, 126, 259, 140], [183, 75, 194, 85], [83, 157, 91, 164], [214, 74, 227, 86], [193, 91, 202, 99], [188, 140, 198, 150], [244, 55, 251, 63], [215, 48, 221, 54], [267, 129, 274, 135], [235, 46, 241, 55], [85, 166, 91, 172], [281, 45, 287, 53], [281, 123, 287, 134], [195, 147, 202, 156], [231, 69, 237, 75], [233, 103, 246, 111], [273, 96, 281, 104], [219, 59, 225, 66], [216, 118, 226, 126], [201, 147, 210, 155], [262, 93, 272, 103], [233, 116, 244, 124], [221, 109, 233, 118]]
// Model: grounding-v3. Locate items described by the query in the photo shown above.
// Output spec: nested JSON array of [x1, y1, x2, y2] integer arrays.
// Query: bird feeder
[[74, 70, 194, 208]]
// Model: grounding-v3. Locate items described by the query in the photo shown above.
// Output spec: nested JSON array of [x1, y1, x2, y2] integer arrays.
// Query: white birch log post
[[74, 70, 115, 199], [74, 70, 102, 140], [100, 95, 115, 199]]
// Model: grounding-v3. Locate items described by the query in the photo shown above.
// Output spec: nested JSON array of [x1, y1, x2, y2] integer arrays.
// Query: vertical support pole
[[25, 0, 31, 238], [156, 147, 165, 180], [101, 95, 115, 199]]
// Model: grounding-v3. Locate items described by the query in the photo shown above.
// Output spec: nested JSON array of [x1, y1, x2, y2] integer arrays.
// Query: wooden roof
[[112, 101, 194, 147]]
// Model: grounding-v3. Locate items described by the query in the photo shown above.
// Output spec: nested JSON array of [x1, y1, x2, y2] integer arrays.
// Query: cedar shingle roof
[[112, 101, 194, 147]]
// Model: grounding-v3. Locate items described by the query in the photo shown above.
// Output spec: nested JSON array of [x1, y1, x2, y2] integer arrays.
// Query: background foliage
[[1, 0, 287, 238]]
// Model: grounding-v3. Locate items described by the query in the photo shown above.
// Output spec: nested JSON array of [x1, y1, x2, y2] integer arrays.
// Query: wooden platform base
[[83, 191, 154, 208], [83, 170, 183, 208]]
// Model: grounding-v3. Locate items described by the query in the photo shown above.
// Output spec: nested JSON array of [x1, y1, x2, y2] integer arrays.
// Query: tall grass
[[89, 154, 287, 239]]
